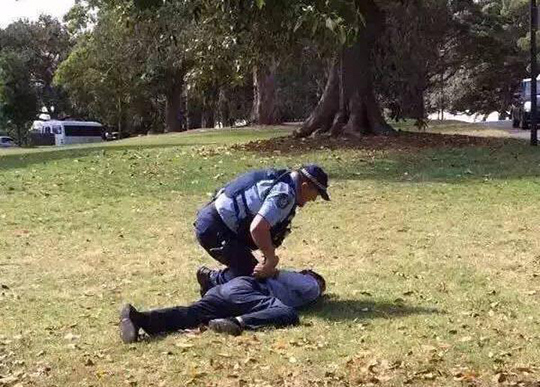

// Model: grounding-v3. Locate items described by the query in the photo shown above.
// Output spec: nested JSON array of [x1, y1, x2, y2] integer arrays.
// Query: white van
[[35, 120, 104, 146]]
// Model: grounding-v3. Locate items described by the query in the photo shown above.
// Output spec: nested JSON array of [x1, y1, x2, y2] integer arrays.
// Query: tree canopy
[[0, 16, 71, 142], [0, 0, 535, 140]]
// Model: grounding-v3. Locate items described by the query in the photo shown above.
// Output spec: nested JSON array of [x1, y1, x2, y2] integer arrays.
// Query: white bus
[[33, 120, 104, 146]]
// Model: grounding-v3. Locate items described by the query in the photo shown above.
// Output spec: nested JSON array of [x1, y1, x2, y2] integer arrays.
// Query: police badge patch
[[276, 194, 291, 209]]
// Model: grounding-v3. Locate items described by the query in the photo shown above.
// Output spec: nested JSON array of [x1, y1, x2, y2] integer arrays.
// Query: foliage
[[433, 0, 529, 117], [0, 16, 72, 144], [276, 47, 328, 122], [188, 0, 367, 125], [56, 4, 149, 132], [9, 0, 534, 137], [374, 1, 455, 122], [56, 0, 198, 133], [0, 51, 38, 144], [0, 16, 72, 119]]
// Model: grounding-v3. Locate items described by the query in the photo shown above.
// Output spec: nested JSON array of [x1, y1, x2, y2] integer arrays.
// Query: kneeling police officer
[[194, 164, 330, 294]]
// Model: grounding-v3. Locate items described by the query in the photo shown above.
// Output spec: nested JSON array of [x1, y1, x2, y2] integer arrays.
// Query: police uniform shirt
[[214, 174, 298, 233], [264, 270, 321, 308]]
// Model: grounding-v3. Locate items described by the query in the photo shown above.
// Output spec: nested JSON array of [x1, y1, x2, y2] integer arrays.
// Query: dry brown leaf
[[492, 372, 506, 383], [367, 359, 379, 374], [272, 340, 289, 350], [452, 369, 478, 382], [0, 376, 19, 385], [64, 333, 80, 341], [513, 366, 534, 373], [422, 345, 437, 353], [423, 373, 436, 380], [174, 342, 194, 349]]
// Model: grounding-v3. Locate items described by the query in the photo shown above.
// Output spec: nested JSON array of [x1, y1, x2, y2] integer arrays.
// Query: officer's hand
[[253, 263, 278, 279]]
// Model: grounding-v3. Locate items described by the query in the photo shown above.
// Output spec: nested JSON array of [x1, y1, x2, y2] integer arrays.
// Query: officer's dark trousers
[[194, 203, 258, 286], [136, 277, 299, 334]]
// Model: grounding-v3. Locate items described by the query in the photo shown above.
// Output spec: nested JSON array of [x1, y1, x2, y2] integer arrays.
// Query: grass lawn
[[2, 122, 540, 386]]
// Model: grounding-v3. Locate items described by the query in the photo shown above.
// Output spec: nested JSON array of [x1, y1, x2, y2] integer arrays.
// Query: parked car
[[0, 136, 17, 148], [104, 131, 119, 141], [104, 131, 129, 141]]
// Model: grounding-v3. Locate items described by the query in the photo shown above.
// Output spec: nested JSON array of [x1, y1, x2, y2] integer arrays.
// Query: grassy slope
[[2, 124, 540, 386]]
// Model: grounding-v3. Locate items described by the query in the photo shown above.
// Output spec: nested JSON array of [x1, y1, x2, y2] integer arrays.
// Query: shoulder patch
[[276, 194, 291, 209]]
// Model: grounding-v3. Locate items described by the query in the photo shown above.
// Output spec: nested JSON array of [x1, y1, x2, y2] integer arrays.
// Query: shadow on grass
[[0, 142, 217, 171], [4, 129, 540, 184], [127, 295, 441, 344], [133, 297, 441, 344], [301, 294, 441, 322], [322, 141, 540, 184], [239, 131, 540, 184]]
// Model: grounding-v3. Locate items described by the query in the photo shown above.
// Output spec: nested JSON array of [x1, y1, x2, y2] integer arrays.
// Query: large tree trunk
[[16, 125, 23, 146], [117, 98, 128, 136], [201, 89, 217, 129], [294, 0, 395, 138], [218, 87, 232, 127], [201, 109, 215, 128], [251, 60, 280, 125], [165, 73, 185, 133]]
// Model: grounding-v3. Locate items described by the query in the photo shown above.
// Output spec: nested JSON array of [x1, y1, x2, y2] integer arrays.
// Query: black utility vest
[[221, 168, 297, 249]]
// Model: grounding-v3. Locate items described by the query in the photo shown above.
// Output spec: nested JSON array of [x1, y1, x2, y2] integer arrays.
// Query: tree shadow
[[124, 294, 441, 344], [238, 130, 540, 184], [0, 142, 218, 171], [4, 129, 539, 184], [301, 294, 441, 322], [328, 142, 540, 184]]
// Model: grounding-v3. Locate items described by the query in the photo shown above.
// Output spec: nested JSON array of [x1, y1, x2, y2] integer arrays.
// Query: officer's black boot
[[208, 318, 244, 336], [119, 304, 143, 344], [196, 266, 214, 296]]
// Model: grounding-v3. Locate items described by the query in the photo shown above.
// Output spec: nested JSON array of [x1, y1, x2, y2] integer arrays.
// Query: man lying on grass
[[119, 268, 326, 343]]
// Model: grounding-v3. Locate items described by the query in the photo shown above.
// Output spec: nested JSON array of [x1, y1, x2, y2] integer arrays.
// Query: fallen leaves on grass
[[346, 353, 403, 385], [234, 131, 510, 155]]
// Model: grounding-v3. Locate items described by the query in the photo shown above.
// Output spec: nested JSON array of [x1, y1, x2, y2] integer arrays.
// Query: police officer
[[194, 164, 330, 295]]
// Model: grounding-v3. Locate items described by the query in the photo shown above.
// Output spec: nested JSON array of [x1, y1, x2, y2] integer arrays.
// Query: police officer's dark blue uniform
[[194, 164, 330, 289]]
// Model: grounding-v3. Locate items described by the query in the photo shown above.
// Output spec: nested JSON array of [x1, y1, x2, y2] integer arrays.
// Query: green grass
[[2, 124, 540, 386]]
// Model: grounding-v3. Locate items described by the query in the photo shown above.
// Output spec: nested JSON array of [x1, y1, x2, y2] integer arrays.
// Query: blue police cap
[[299, 164, 330, 201]]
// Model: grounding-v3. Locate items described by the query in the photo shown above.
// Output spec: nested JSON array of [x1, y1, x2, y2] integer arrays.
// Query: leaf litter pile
[[234, 131, 512, 154]]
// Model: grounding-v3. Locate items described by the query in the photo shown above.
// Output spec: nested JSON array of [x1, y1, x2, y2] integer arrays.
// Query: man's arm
[[250, 214, 279, 278]]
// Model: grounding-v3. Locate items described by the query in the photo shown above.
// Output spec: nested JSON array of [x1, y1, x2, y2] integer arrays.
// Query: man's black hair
[[301, 269, 326, 293]]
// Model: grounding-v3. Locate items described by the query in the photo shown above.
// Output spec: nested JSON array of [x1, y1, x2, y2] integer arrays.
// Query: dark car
[[104, 131, 130, 141], [104, 131, 119, 141], [0, 136, 17, 148]]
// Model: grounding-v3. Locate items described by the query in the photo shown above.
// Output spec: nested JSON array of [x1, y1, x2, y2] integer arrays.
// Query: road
[[477, 119, 533, 140]]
